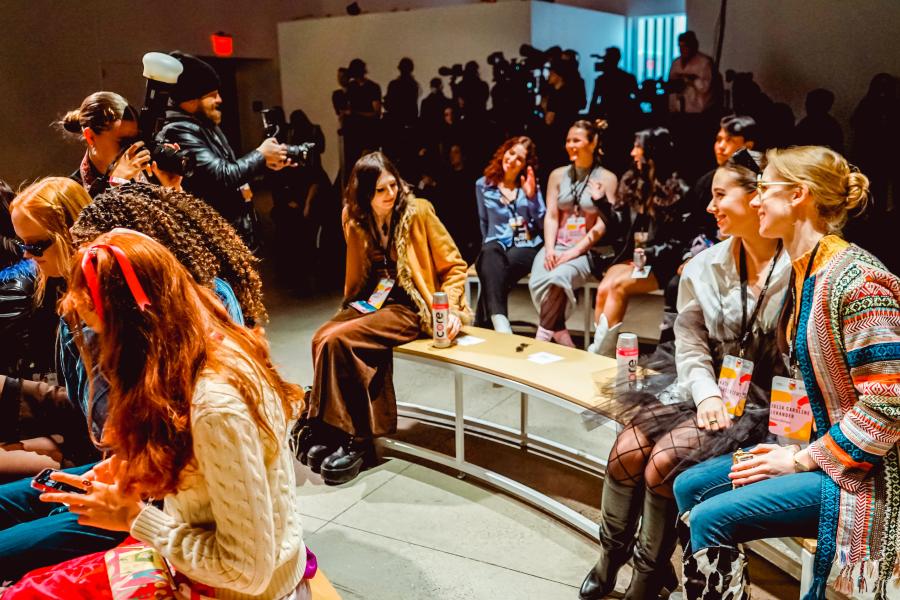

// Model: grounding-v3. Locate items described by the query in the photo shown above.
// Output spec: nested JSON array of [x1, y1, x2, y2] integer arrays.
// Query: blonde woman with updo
[[674, 147, 900, 600]]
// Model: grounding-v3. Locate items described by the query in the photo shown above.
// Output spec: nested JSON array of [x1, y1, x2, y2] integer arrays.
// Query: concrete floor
[[265, 280, 813, 600]]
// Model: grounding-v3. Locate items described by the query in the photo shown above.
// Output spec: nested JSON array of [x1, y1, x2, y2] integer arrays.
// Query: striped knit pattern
[[797, 242, 900, 599]]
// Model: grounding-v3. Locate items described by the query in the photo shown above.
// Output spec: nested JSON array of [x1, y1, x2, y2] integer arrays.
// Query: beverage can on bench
[[433, 291, 451, 348]]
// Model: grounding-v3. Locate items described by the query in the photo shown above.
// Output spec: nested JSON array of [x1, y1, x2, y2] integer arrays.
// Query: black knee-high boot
[[623, 491, 679, 599], [579, 478, 645, 600]]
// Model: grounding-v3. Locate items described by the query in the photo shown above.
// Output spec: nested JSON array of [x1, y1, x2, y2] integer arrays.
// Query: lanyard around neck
[[738, 240, 783, 357], [786, 240, 821, 374], [371, 217, 394, 267], [568, 164, 595, 214]]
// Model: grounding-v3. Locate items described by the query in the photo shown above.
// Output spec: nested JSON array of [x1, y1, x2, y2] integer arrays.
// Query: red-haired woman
[[28, 230, 311, 598], [474, 136, 544, 332]]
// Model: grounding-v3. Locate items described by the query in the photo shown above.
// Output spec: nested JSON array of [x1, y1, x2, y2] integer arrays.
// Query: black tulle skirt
[[585, 308, 785, 479]]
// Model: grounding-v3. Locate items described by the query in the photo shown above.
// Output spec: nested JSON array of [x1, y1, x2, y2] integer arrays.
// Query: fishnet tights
[[606, 416, 705, 499]]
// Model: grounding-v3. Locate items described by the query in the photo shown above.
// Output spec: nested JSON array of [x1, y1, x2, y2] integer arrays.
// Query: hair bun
[[845, 170, 870, 213], [61, 109, 83, 134], [594, 119, 609, 131]]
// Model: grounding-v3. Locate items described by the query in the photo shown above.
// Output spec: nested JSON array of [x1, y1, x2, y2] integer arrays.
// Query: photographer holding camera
[[157, 52, 289, 247], [62, 92, 179, 197]]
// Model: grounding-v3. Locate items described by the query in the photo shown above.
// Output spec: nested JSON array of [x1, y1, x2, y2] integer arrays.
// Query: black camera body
[[438, 64, 464, 79], [139, 59, 194, 177], [257, 106, 317, 167]]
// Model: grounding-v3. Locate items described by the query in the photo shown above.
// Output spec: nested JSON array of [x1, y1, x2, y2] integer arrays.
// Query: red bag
[[3, 545, 114, 599]]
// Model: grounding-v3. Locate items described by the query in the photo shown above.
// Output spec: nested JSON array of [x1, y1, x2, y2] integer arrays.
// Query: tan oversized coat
[[342, 197, 472, 334]]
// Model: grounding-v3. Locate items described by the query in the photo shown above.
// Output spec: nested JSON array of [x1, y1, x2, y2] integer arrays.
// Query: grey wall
[[686, 0, 900, 139]]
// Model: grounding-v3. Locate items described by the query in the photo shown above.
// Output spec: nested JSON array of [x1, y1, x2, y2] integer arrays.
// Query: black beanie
[[170, 51, 221, 103]]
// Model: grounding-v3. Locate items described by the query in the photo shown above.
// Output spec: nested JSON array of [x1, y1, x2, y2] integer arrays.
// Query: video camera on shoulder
[[137, 52, 195, 177], [253, 103, 318, 168]]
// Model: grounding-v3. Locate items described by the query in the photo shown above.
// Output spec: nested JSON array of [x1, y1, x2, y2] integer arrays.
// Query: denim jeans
[[673, 452, 822, 552], [0, 463, 127, 581]]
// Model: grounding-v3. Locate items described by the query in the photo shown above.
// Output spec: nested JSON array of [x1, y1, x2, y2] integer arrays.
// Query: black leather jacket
[[157, 109, 266, 226], [0, 260, 60, 379]]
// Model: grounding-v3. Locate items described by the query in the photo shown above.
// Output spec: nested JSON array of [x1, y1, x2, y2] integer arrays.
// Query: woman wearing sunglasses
[[0, 180, 251, 580], [674, 146, 900, 599], [0, 178, 94, 481], [9, 230, 311, 599]]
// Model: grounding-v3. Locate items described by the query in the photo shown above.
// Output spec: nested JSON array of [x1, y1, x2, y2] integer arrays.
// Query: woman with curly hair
[[528, 119, 618, 346], [17, 230, 311, 599], [0, 183, 253, 580], [71, 182, 265, 324], [588, 127, 689, 355], [474, 136, 544, 332]]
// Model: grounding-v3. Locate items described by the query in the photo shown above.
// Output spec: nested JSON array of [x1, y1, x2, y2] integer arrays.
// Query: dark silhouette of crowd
[[274, 34, 900, 289]]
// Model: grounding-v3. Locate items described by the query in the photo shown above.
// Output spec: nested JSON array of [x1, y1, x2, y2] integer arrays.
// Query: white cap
[[616, 332, 638, 348], [142, 52, 183, 84]]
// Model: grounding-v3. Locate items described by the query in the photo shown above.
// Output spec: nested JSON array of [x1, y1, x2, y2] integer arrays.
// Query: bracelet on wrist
[[793, 450, 811, 473]]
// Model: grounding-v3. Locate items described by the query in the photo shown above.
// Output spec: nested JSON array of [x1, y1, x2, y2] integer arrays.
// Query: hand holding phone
[[31, 468, 88, 495], [36, 461, 145, 532]]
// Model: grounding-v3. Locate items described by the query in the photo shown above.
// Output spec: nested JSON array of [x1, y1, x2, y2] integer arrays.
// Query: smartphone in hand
[[31, 468, 87, 495]]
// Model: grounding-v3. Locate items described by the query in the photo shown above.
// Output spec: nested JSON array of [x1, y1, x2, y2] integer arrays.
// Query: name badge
[[560, 214, 586, 246], [768, 376, 813, 442], [717, 354, 754, 417], [350, 277, 395, 314], [509, 215, 530, 245], [367, 277, 395, 309]]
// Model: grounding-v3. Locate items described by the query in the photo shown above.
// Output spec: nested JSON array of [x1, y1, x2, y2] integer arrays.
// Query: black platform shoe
[[306, 443, 337, 473], [320, 438, 377, 485], [294, 424, 332, 471], [293, 425, 315, 463]]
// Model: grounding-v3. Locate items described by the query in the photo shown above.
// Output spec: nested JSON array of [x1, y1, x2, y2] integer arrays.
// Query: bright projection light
[[142, 52, 183, 84]]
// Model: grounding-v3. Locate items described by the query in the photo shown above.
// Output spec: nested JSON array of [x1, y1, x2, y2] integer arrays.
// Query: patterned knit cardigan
[[796, 244, 900, 599]]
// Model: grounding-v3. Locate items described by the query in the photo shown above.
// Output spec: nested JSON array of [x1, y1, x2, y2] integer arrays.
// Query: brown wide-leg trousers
[[308, 304, 421, 437]]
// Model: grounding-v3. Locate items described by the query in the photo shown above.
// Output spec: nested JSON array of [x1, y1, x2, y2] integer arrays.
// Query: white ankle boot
[[491, 314, 513, 334], [588, 315, 621, 357]]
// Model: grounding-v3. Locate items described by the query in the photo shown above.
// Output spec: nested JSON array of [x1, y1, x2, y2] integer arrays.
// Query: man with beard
[[158, 52, 288, 248]]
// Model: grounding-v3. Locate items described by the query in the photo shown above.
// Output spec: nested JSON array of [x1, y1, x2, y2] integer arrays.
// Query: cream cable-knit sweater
[[130, 360, 306, 600]]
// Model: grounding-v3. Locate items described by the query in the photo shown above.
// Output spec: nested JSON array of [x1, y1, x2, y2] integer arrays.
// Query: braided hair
[[71, 183, 267, 323]]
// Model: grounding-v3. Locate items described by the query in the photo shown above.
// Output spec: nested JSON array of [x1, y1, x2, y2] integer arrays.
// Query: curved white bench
[[385, 326, 819, 597]]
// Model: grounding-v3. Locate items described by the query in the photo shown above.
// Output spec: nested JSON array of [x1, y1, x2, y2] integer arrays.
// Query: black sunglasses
[[16, 238, 55, 257]]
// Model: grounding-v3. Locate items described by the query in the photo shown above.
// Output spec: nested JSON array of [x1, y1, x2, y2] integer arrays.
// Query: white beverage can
[[616, 332, 639, 383], [432, 292, 451, 348]]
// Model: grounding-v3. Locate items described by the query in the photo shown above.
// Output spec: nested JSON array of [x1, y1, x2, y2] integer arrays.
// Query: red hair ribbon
[[80, 244, 152, 324]]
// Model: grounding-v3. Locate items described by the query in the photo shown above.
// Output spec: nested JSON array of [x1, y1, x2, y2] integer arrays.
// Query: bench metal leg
[[454, 372, 465, 475], [519, 393, 528, 450], [583, 285, 592, 350], [465, 278, 481, 312], [799, 546, 815, 598]]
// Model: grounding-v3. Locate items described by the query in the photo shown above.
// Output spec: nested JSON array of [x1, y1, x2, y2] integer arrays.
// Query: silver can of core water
[[432, 291, 451, 348], [616, 332, 639, 384]]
